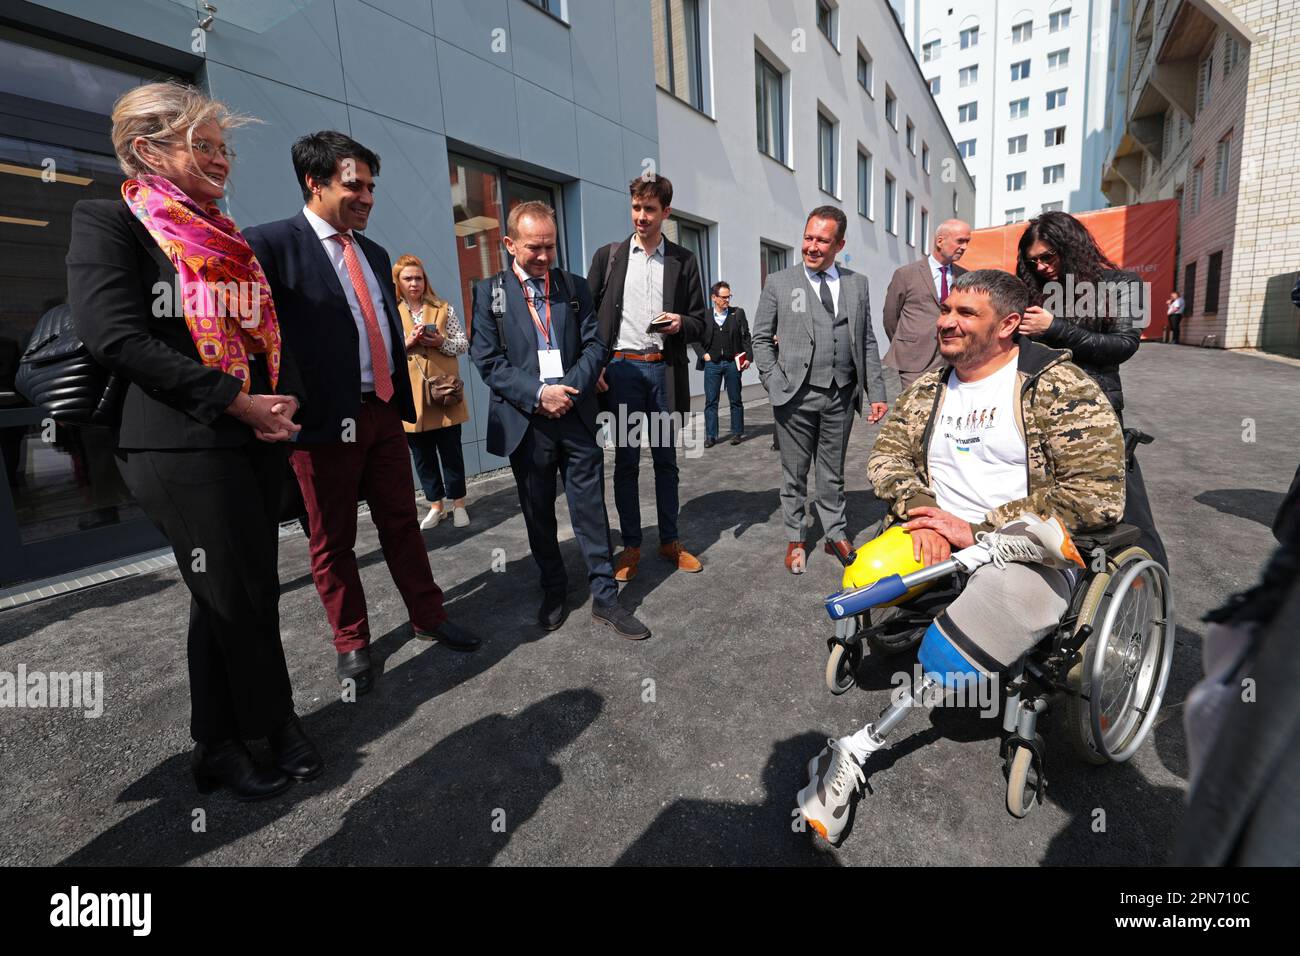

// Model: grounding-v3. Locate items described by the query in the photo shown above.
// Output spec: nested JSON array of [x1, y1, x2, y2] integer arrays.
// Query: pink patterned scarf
[[122, 174, 281, 391]]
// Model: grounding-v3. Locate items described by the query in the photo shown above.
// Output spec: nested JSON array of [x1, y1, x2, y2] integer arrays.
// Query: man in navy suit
[[245, 131, 478, 696], [470, 201, 649, 639]]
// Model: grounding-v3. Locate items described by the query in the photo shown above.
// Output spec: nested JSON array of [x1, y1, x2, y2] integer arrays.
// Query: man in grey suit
[[752, 205, 888, 574], [882, 218, 971, 388]]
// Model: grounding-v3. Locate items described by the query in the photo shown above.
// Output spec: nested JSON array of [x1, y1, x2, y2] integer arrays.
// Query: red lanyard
[[516, 269, 552, 347]]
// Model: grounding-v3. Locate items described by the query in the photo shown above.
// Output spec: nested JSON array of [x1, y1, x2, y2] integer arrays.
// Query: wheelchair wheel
[[1065, 547, 1175, 764], [1005, 735, 1044, 818], [864, 602, 929, 656], [826, 640, 863, 695]]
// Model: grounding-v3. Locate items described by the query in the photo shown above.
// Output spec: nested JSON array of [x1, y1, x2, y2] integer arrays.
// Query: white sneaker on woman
[[420, 506, 446, 530], [452, 505, 470, 528]]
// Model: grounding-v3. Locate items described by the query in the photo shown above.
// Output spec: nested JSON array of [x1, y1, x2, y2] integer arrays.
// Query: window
[[1043, 163, 1065, 184], [1046, 87, 1067, 110], [1010, 98, 1029, 119], [1163, 112, 1173, 155], [653, 0, 706, 111], [1005, 208, 1025, 224], [958, 139, 977, 158], [817, 111, 837, 195], [1048, 48, 1069, 70], [960, 64, 979, 87], [1041, 201, 1063, 212], [666, 216, 711, 292], [1197, 55, 1214, 112], [922, 39, 941, 62], [920, 208, 930, 248], [884, 173, 897, 233], [1045, 125, 1066, 146], [1223, 36, 1243, 76], [928, 75, 941, 95], [1012, 20, 1033, 44], [1205, 251, 1223, 313], [857, 150, 873, 218], [1215, 133, 1232, 196], [756, 52, 787, 163], [1190, 161, 1204, 215], [906, 119, 916, 153], [816, 0, 836, 45], [922, 142, 930, 172], [1007, 171, 1027, 191], [958, 101, 978, 123], [960, 26, 979, 49], [760, 241, 789, 287], [1011, 59, 1030, 81], [857, 50, 873, 93], [885, 86, 897, 127], [1183, 261, 1197, 315], [1049, 8, 1070, 32], [1008, 134, 1027, 154], [904, 193, 915, 246]]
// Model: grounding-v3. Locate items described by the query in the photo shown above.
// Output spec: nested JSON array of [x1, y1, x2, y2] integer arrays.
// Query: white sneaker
[[452, 505, 470, 528], [977, 512, 1085, 570], [797, 738, 865, 845], [420, 506, 445, 530]]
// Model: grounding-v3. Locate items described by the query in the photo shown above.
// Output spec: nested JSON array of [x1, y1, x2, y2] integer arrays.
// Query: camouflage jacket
[[867, 339, 1125, 535]]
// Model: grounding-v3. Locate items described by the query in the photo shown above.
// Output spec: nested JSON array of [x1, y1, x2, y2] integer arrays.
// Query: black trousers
[[407, 423, 466, 501], [508, 414, 619, 606], [116, 441, 295, 743], [1124, 454, 1169, 570]]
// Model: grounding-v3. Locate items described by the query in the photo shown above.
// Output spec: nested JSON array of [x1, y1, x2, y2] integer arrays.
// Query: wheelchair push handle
[[1122, 428, 1153, 470], [825, 557, 961, 620]]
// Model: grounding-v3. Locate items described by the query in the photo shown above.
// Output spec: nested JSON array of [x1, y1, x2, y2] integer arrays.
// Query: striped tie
[[331, 233, 393, 401]]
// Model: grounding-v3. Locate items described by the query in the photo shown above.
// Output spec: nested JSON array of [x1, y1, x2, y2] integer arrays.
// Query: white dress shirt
[[804, 262, 841, 313], [302, 205, 394, 390], [616, 235, 666, 351], [929, 254, 955, 302]]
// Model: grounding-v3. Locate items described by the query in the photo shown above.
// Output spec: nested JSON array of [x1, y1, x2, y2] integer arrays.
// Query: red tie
[[331, 233, 393, 401], [940, 265, 949, 301]]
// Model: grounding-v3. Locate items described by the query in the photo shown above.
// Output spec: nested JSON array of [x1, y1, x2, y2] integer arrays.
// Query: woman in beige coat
[[393, 254, 471, 528]]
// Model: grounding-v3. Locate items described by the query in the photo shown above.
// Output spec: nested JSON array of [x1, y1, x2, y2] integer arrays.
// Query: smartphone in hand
[[646, 312, 674, 334]]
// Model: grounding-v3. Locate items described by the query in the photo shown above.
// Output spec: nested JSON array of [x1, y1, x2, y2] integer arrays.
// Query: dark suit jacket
[[882, 257, 966, 374], [67, 198, 302, 450], [469, 268, 605, 459], [693, 307, 752, 370], [243, 213, 414, 444], [586, 235, 706, 415]]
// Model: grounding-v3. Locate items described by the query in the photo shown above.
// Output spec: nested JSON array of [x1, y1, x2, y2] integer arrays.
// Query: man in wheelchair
[[798, 269, 1127, 844]]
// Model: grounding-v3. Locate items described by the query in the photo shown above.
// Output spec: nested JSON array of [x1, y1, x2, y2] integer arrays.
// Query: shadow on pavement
[[1194, 489, 1285, 529]]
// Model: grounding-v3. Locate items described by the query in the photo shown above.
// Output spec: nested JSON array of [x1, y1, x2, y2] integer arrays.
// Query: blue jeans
[[703, 359, 744, 440], [606, 358, 678, 548], [407, 424, 466, 501]]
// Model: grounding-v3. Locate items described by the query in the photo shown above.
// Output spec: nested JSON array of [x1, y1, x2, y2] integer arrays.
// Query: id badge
[[538, 349, 565, 380]]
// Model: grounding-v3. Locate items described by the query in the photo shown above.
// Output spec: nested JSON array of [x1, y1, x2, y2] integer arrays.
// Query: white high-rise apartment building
[[902, 1, 1112, 227]]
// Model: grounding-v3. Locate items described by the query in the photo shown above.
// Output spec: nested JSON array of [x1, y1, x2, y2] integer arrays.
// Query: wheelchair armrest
[[1073, 523, 1141, 556]]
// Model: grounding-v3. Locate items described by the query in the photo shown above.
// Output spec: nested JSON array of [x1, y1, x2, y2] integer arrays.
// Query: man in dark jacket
[[587, 174, 707, 583], [694, 280, 752, 447]]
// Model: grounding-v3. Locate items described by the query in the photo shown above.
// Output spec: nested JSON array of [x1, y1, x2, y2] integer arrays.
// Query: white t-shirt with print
[[926, 355, 1028, 524]]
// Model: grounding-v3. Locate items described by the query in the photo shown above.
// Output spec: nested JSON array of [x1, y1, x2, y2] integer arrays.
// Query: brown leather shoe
[[659, 540, 703, 572], [824, 539, 853, 562], [785, 542, 807, 574], [613, 547, 641, 582]]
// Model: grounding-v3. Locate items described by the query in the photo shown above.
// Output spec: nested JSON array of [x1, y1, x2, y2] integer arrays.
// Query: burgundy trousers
[[290, 397, 447, 653]]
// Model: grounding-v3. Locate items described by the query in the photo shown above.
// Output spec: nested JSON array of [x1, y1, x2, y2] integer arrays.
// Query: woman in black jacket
[[68, 81, 321, 800], [1016, 210, 1168, 567]]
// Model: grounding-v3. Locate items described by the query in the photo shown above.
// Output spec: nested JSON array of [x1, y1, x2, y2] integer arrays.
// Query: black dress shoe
[[592, 601, 651, 640], [336, 648, 373, 696], [191, 739, 292, 802], [414, 619, 481, 651], [268, 715, 324, 782], [538, 592, 568, 631], [704, 437, 717, 448]]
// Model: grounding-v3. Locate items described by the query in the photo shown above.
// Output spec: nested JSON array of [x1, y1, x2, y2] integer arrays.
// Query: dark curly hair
[[1016, 211, 1118, 331]]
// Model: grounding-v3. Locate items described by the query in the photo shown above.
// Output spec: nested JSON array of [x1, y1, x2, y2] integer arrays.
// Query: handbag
[[15, 303, 124, 427], [422, 368, 463, 406]]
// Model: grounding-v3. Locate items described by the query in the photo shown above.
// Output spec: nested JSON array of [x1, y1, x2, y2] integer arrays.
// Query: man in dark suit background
[[587, 175, 707, 583], [694, 280, 752, 447], [882, 218, 971, 388], [470, 201, 649, 639], [245, 131, 477, 696]]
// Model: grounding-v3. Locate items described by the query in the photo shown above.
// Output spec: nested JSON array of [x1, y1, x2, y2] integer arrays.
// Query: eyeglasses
[[1026, 249, 1058, 266], [714, 293, 731, 300], [190, 138, 235, 161]]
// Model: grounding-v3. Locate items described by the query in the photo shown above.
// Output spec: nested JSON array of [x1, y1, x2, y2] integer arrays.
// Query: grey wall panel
[[612, 0, 657, 141], [567, 0, 621, 123], [22, 0, 194, 55], [204, 63, 351, 228], [514, 78, 579, 179], [435, 39, 520, 157], [505, 0, 574, 102], [575, 106, 626, 192], [620, 128, 658, 185], [429, 0, 512, 70], [337, 0, 443, 132], [358, 0, 435, 33], [201, 0, 346, 102], [576, 181, 634, 266]]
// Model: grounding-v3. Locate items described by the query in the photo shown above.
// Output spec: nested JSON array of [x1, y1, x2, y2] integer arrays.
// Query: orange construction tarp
[[962, 200, 1181, 340]]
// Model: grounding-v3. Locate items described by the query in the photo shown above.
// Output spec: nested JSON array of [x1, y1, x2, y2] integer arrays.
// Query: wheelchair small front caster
[[825, 616, 863, 695], [1003, 733, 1046, 819]]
